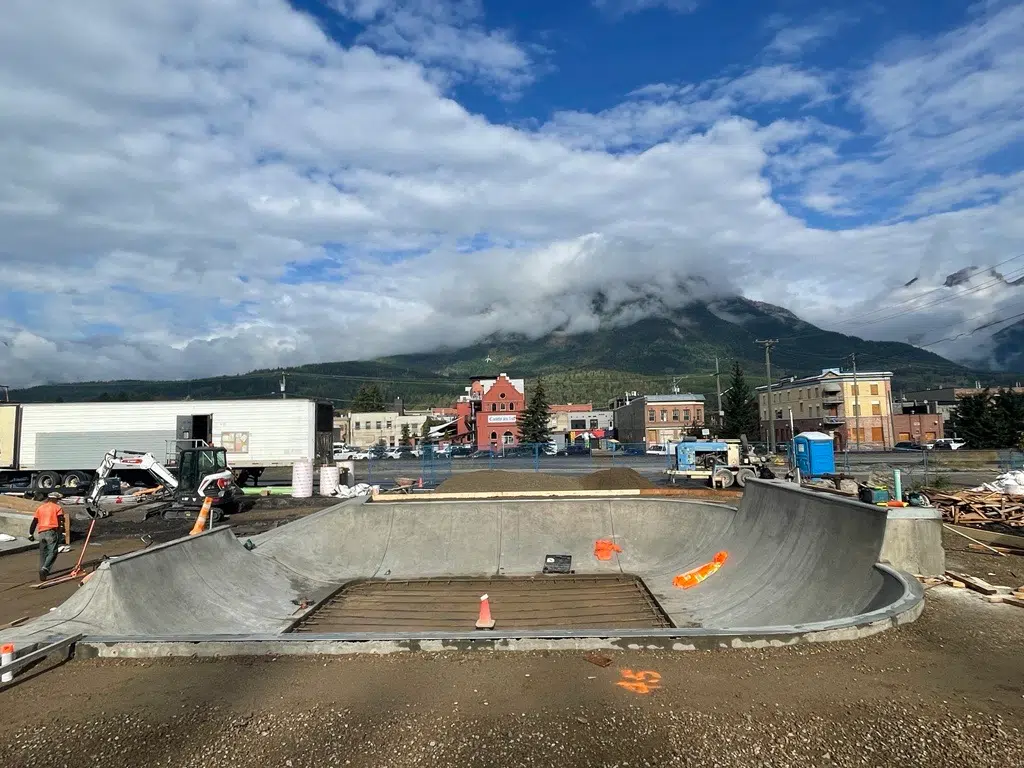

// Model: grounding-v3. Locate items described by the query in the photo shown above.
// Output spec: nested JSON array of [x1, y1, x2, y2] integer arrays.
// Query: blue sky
[[2, 0, 1023, 385]]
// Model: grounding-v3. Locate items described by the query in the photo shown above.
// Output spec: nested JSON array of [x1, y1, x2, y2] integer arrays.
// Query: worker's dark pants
[[38, 530, 60, 576]]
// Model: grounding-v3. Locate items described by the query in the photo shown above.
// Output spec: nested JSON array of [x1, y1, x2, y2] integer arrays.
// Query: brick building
[[452, 374, 527, 449], [612, 394, 706, 446]]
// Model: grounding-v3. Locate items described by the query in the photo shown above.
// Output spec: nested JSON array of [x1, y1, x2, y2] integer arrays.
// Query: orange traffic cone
[[418, 477, 423, 488], [475, 593, 495, 629], [189, 497, 213, 536]]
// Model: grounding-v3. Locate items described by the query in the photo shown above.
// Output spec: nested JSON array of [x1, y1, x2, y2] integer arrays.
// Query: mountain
[[10, 296, 1001, 408]]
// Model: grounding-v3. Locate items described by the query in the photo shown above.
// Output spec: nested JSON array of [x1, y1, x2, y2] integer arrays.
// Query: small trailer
[[665, 439, 769, 488], [0, 398, 334, 492]]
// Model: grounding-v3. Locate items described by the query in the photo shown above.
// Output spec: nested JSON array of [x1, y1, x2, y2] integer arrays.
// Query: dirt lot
[[435, 468, 654, 493], [1, 586, 1022, 768]]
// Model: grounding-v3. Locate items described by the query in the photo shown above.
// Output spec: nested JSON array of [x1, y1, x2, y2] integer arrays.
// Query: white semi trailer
[[0, 398, 334, 491]]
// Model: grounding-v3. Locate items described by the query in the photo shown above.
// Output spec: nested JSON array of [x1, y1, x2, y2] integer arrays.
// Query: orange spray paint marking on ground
[[673, 550, 728, 589], [616, 669, 661, 695], [594, 539, 622, 561]]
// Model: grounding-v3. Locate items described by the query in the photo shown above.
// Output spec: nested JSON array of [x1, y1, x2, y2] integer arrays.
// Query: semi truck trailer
[[0, 398, 334, 491]]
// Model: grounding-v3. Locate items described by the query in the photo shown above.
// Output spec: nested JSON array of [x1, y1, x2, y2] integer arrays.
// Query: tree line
[[948, 389, 1024, 450]]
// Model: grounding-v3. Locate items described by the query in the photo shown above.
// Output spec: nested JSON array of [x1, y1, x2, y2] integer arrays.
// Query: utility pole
[[714, 358, 723, 433], [851, 353, 860, 451], [756, 340, 778, 452], [279, 372, 287, 400]]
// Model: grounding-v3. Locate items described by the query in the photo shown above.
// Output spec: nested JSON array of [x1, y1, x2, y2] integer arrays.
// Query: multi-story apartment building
[[756, 368, 894, 450], [613, 394, 706, 446]]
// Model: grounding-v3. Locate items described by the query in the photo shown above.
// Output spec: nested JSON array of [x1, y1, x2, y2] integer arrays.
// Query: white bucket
[[319, 465, 341, 496], [291, 459, 313, 498]]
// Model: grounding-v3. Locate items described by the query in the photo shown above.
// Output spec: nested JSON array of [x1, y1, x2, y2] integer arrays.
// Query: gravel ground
[[2, 586, 1023, 768]]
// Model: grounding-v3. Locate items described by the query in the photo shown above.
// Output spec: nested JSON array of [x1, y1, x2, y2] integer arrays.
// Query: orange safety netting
[[673, 550, 728, 589], [594, 539, 623, 561]]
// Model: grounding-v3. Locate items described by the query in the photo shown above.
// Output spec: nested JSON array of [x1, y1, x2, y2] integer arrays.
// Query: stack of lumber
[[916, 572, 1024, 607], [925, 489, 1024, 527]]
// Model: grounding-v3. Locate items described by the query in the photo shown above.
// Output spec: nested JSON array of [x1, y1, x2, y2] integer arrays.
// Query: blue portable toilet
[[793, 431, 835, 477]]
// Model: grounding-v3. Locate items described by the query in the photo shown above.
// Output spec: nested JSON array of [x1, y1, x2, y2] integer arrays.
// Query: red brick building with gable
[[477, 374, 526, 449]]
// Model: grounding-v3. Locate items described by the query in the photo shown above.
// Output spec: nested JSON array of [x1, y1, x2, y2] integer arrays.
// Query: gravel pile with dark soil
[[577, 467, 654, 491], [436, 468, 654, 494]]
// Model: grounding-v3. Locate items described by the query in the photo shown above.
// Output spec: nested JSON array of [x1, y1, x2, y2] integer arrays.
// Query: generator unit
[[667, 438, 769, 488]]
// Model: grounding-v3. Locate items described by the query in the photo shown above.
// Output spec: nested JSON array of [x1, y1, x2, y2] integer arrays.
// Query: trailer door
[[0, 404, 20, 469]]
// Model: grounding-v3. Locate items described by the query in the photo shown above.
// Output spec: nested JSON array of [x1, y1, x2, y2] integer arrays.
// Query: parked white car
[[333, 447, 362, 460], [932, 438, 966, 451], [646, 444, 668, 456]]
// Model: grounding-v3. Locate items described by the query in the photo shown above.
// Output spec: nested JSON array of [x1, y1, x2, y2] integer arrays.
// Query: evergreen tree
[[518, 379, 552, 445], [949, 389, 1024, 449], [721, 362, 760, 439], [400, 423, 412, 446], [353, 384, 385, 411]]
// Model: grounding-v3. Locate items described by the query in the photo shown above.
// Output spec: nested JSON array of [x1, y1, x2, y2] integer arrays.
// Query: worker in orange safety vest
[[29, 492, 65, 581]]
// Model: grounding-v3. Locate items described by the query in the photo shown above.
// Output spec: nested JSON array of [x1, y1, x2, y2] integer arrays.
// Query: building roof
[[755, 369, 893, 392], [641, 394, 706, 403]]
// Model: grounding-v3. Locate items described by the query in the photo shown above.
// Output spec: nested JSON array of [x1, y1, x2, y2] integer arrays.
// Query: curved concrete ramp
[[2, 480, 923, 647]]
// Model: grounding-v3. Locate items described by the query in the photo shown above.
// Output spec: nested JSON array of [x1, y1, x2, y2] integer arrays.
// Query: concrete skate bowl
[[2, 480, 923, 656]]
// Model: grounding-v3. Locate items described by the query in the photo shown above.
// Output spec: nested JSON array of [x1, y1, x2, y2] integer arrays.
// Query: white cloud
[[592, 0, 699, 18], [765, 12, 852, 57], [331, 0, 536, 92], [0, 0, 1023, 388]]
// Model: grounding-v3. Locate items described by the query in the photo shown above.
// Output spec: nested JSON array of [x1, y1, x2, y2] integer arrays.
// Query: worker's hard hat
[[47, 492, 63, 500]]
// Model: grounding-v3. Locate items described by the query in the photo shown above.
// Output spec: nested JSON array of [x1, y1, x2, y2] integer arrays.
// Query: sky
[[2, 0, 1024, 387]]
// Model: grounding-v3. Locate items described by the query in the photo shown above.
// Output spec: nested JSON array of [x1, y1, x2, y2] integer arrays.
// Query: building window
[[870, 384, 879, 396], [589, 418, 599, 429], [852, 405, 860, 417], [660, 410, 667, 422], [851, 384, 859, 395], [355, 421, 361, 430], [490, 431, 498, 441], [376, 421, 382, 430], [762, 410, 767, 419], [500, 403, 506, 411], [683, 409, 691, 421], [491, 403, 497, 412], [499, 392, 506, 399], [671, 409, 679, 420], [503, 431, 514, 445], [815, 387, 819, 397], [571, 420, 586, 430], [648, 409, 655, 422], [799, 402, 804, 413], [871, 402, 881, 416], [509, 403, 515, 411], [386, 421, 392, 429]]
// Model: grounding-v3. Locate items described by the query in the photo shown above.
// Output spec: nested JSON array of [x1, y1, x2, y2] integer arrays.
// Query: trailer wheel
[[62, 471, 90, 489], [735, 467, 757, 488], [712, 467, 734, 489], [33, 471, 62, 491]]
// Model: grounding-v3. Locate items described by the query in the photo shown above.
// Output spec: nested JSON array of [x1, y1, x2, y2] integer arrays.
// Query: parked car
[[468, 449, 497, 459], [333, 446, 362, 461], [646, 444, 668, 456], [449, 445, 475, 458], [385, 448, 417, 460], [893, 441, 924, 452], [557, 445, 591, 456], [502, 446, 535, 458], [932, 438, 966, 451], [351, 450, 370, 460]]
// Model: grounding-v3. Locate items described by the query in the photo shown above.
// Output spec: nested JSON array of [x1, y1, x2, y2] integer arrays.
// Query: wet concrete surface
[[1, 586, 1022, 767]]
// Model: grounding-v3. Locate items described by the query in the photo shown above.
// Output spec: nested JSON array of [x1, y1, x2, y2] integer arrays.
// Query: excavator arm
[[85, 450, 179, 517]]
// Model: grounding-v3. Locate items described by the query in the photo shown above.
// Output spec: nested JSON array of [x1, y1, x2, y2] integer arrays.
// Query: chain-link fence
[[353, 441, 673, 487]]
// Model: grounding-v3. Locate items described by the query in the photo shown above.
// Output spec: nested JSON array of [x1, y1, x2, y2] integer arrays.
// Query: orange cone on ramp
[[1, 643, 14, 683], [476, 593, 495, 629], [189, 497, 213, 536]]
